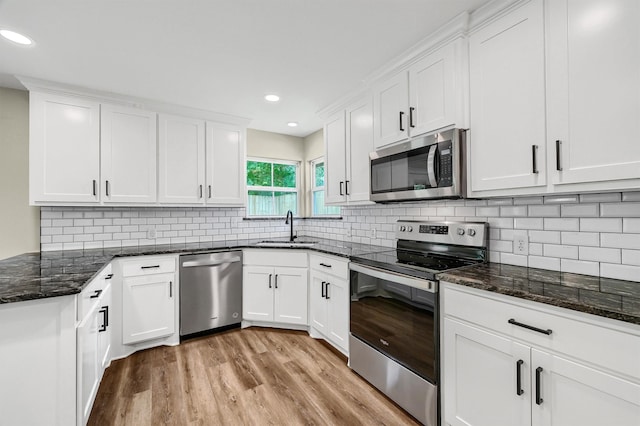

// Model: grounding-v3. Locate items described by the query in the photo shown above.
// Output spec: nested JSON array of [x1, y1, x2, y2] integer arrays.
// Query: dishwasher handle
[[181, 256, 242, 268]]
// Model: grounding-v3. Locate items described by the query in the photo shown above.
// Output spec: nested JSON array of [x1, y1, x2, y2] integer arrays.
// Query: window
[[247, 158, 299, 216], [311, 158, 340, 216]]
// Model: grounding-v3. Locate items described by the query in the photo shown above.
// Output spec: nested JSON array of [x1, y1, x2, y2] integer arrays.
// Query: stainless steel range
[[349, 220, 488, 426]]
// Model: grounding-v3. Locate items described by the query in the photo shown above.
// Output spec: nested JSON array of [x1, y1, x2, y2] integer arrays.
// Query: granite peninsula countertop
[[439, 263, 640, 326], [0, 238, 388, 305]]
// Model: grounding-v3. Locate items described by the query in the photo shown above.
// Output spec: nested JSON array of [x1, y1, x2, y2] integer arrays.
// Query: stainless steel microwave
[[369, 129, 466, 202]]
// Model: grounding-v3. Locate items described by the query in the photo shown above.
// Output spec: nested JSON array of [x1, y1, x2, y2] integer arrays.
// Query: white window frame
[[310, 157, 340, 217], [246, 157, 301, 217]]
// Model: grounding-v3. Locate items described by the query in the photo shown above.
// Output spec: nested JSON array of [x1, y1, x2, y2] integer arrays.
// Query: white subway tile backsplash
[[528, 205, 560, 217], [529, 230, 561, 244], [622, 191, 640, 202], [561, 232, 599, 247], [579, 247, 621, 263], [580, 218, 622, 233], [600, 263, 640, 281], [561, 259, 599, 276], [623, 218, 640, 233], [622, 250, 640, 266], [600, 233, 640, 249], [38, 192, 640, 282], [529, 256, 560, 271], [544, 218, 579, 231], [514, 218, 543, 230], [580, 193, 621, 203], [600, 202, 640, 217], [561, 203, 599, 217], [500, 206, 527, 217], [543, 244, 578, 259]]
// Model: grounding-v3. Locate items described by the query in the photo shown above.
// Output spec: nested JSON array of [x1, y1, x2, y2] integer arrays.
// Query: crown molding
[[16, 75, 252, 127]]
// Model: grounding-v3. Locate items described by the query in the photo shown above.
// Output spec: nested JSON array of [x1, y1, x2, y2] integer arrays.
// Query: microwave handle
[[427, 144, 438, 188]]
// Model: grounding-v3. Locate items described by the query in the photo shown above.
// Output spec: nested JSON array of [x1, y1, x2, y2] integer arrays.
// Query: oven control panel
[[396, 220, 487, 247]]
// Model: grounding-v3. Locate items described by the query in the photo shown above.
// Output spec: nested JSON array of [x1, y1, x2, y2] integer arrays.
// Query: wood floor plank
[[89, 328, 422, 426]]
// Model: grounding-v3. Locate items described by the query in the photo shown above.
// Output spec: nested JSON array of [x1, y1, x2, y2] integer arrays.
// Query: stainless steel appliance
[[349, 220, 488, 426], [370, 128, 466, 202], [179, 251, 243, 337]]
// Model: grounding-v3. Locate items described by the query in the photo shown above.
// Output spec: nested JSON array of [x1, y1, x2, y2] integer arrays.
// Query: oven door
[[349, 263, 438, 384]]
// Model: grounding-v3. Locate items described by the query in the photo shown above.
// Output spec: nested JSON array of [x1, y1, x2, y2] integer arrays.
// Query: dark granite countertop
[[0, 238, 388, 305], [439, 263, 640, 326]]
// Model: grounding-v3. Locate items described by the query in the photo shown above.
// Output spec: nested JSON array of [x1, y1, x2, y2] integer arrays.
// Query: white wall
[[0, 88, 40, 260]]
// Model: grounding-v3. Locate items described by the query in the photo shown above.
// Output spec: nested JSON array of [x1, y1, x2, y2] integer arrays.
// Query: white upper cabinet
[[324, 111, 347, 205], [468, 0, 547, 194], [373, 72, 410, 148], [158, 114, 206, 204], [205, 122, 245, 205], [373, 40, 463, 149], [325, 97, 375, 206], [409, 42, 457, 137], [547, 0, 640, 191], [100, 104, 157, 203], [30, 92, 101, 204]]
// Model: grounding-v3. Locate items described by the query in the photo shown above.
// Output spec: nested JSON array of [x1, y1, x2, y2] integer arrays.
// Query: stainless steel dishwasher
[[179, 251, 243, 337]]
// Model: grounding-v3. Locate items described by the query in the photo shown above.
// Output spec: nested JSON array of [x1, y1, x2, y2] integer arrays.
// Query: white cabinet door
[[29, 92, 100, 204], [205, 122, 245, 205], [409, 43, 456, 136], [469, 0, 547, 193], [97, 282, 112, 372], [532, 349, 640, 426], [326, 275, 349, 352], [101, 104, 157, 203], [158, 114, 205, 204], [242, 266, 275, 322], [77, 300, 100, 426], [309, 272, 328, 333], [325, 111, 346, 205], [547, 0, 640, 188], [122, 273, 175, 344], [273, 267, 308, 325], [373, 71, 410, 148], [443, 318, 531, 426], [346, 97, 374, 204]]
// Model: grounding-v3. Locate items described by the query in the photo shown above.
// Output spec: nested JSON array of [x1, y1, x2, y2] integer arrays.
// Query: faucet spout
[[285, 210, 295, 242]]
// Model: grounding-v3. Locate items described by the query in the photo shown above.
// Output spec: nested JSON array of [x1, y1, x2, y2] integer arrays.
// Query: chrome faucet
[[285, 210, 296, 242]]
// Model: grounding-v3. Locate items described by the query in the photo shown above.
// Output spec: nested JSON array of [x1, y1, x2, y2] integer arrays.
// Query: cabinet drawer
[[310, 254, 348, 279], [442, 283, 640, 380], [243, 250, 308, 267], [121, 256, 176, 277], [78, 264, 112, 321]]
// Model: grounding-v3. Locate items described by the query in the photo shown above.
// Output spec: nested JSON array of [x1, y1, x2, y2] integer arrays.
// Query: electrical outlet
[[345, 224, 352, 238], [371, 228, 377, 239], [147, 227, 156, 239], [514, 231, 528, 255]]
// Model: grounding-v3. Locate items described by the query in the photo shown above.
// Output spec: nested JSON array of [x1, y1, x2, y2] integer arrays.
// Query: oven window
[[350, 269, 437, 383]]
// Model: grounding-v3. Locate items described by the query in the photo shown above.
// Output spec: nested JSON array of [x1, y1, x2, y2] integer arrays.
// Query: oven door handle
[[426, 144, 438, 188], [349, 263, 436, 293]]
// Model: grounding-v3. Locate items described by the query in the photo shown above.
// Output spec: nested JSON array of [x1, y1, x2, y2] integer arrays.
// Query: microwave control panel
[[438, 140, 453, 187]]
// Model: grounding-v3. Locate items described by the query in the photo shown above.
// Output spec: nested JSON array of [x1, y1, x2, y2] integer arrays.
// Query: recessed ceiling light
[[264, 94, 280, 102], [0, 29, 34, 46], [287, 122, 298, 127]]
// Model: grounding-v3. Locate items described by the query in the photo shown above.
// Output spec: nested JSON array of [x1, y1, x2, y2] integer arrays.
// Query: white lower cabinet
[[121, 256, 177, 345], [309, 253, 349, 354], [77, 265, 112, 426], [442, 282, 640, 426], [242, 250, 308, 326]]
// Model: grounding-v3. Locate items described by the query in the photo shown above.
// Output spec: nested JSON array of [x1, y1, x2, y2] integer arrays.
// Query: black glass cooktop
[[351, 249, 481, 280]]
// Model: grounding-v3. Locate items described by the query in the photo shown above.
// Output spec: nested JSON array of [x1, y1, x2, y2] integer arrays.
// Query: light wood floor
[[89, 327, 421, 426]]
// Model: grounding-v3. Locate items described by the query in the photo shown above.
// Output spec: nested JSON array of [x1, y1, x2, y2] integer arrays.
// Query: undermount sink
[[256, 240, 318, 248]]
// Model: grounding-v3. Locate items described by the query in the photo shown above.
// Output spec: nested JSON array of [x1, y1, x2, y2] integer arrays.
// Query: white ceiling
[[0, 0, 489, 137]]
